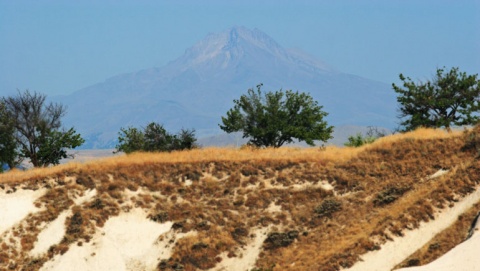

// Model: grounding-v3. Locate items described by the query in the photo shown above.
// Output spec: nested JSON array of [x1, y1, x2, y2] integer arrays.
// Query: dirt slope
[[1, 128, 480, 271]]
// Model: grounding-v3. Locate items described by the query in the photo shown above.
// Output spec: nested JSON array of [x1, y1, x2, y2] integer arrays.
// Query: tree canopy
[[393, 67, 480, 131], [1, 90, 84, 168], [115, 122, 197, 154], [219, 84, 333, 148], [0, 102, 18, 170]]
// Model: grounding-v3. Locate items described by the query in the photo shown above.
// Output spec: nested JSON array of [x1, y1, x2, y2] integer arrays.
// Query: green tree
[[220, 84, 333, 148], [393, 67, 480, 131], [0, 102, 19, 170], [115, 122, 197, 154], [115, 127, 145, 154], [143, 122, 175, 152], [36, 128, 85, 167], [172, 128, 197, 151], [2, 90, 84, 167]]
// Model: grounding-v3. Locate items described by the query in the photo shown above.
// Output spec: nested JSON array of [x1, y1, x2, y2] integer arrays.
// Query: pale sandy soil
[[346, 185, 480, 271], [0, 188, 45, 235], [394, 164, 480, 271], [212, 227, 271, 271], [40, 208, 176, 271], [2, 168, 479, 270], [395, 222, 480, 271], [30, 210, 70, 258], [30, 189, 97, 258]]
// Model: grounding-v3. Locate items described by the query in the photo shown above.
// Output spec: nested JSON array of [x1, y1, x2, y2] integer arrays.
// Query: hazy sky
[[1, 0, 479, 96]]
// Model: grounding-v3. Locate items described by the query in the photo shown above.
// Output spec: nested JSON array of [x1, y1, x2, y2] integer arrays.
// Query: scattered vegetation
[[2, 127, 480, 271]]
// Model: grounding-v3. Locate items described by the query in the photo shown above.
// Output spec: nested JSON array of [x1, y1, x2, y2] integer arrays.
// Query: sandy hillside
[[395, 215, 480, 271], [1, 127, 480, 271]]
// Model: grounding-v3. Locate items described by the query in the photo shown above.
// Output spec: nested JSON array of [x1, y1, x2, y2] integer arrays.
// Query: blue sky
[[1, 0, 479, 96]]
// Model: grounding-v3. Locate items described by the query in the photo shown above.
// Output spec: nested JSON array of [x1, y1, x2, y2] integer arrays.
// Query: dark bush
[[373, 186, 410, 206], [76, 176, 96, 189], [89, 198, 104, 209], [191, 242, 209, 250], [264, 230, 299, 249], [149, 212, 169, 223], [314, 198, 342, 218], [66, 211, 83, 235]]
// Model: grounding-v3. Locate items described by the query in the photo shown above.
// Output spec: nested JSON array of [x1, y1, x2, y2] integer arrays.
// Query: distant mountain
[[55, 26, 397, 148]]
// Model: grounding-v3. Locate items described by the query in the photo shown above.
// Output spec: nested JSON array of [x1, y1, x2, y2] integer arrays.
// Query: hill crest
[[2, 128, 480, 270]]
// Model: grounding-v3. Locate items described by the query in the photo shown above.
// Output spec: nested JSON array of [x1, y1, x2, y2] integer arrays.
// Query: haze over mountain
[[55, 26, 397, 148]]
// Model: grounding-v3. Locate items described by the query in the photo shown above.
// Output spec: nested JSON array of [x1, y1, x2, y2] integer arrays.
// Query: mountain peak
[[222, 26, 280, 50], [178, 26, 283, 66], [177, 26, 331, 72]]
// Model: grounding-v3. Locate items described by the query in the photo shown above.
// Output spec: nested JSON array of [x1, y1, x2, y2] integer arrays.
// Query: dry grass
[[1, 127, 478, 271], [1, 128, 462, 185]]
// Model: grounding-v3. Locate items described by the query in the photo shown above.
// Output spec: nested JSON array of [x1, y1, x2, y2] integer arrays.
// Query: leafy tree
[[0, 102, 19, 170], [36, 128, 85, 167], [393, 67, 480, 131], [115, 122, 197, 154], [1, 90, 84, 167], [143, 122, 175, 152], [220, 84, 333, 148], [173, 128, 197, 151], [116, 127, 145, 154]]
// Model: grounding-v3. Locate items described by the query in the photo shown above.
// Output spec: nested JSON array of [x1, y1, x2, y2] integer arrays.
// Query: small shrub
[[405, 258, 421, 267], [158, 259, 185, 271], [462, 125, 480, 156], [344, 133, 373, 147], [89, 198, 104, 209], [344, 126, 386, 147], [149, 212, 169, 223], [231, 227, 249, 242], [171, 221, 184, 230], [373, 186, 410, 206], [314, 198, 342, 218], [75, 176, 95, 189], [185, 170, 202, 181], [251, 267, 274, 271], [191, 242, 209, 250], [263, 230, 299, 250], [66, 211, 83, 235], [240, 165, 258, 176]]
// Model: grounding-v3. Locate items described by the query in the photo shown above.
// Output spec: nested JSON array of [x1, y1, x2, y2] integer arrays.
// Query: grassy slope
[[1, 127, 480, 271]]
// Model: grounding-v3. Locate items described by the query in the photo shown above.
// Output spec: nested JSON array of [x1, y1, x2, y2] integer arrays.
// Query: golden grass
[[1, 128, 463, 185], [374, 128, 459, 146], [0, 147, 352, 184]]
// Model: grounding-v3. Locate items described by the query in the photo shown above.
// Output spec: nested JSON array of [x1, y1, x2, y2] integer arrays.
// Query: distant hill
[[197, 126, 391, 147], [54, 26, 397, 148]]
